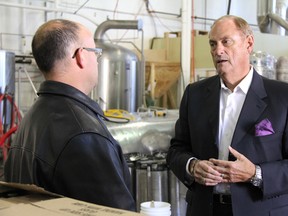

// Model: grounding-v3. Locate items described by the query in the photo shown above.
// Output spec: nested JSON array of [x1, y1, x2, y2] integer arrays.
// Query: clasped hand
[[191, 146, 256, 186]]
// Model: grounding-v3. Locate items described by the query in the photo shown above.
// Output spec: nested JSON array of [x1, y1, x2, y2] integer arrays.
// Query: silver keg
[[125, 152, 188, 216], [135, 155, 168, 212], [169, 171, 187, 216]]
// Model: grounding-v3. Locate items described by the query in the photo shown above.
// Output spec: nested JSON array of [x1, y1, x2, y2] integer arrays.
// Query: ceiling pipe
[[144, 0, 181, 17], [267, 12, 288, 31], [227, 0, 232, 15], [94, 19, 143, 41]]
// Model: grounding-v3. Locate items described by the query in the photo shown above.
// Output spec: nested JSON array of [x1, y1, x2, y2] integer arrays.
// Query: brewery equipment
[[94, 20, 144, 112], [257, 0, 288, 35], [105, 110, 187, 216], [135, 155, 168, 212]]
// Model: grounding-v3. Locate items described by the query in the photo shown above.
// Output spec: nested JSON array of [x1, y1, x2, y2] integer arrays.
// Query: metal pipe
[[227, 0, 232, 15], [94, 20, 143, 41], [144, 0, 181, 17], [268, 12, 288, 31], [257, 0, 288, 34]]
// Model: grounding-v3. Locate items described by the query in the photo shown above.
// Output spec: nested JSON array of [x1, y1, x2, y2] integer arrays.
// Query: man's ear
[[75, 48, 84, 69], [247, 35, 254, 54]]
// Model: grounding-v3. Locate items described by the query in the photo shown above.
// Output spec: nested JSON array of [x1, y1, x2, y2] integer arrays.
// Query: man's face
[[81, 29, 99, 88], [208, 19, 253, 81]]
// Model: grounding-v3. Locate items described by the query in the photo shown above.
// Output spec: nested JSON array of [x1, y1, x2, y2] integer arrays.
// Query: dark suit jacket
[[166, 70, 288, 216]]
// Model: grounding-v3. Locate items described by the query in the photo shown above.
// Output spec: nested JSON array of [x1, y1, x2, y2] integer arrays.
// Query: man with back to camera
[[4, 19, 135, 211], [167, 15, 288, 216]]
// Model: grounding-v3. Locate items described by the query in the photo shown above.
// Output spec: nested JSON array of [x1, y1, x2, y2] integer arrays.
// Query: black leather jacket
[[4, 81, 135, 211]]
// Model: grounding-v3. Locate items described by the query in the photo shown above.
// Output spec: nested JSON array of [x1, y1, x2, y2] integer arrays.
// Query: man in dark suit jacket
[[167, 15, 288, 216]]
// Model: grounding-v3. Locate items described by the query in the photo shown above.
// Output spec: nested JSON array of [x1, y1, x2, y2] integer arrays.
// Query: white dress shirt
[[218, 67, 253, 160], [215, 67, 253, 193]]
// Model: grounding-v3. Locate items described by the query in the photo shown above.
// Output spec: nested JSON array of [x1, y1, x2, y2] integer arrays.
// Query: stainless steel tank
[[96, 42, 139, 112], [94, 20, 143, 112]]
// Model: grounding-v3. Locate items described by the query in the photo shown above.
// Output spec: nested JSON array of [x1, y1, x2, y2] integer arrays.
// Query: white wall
[[4, 0, 284, 111], [193, 0, 258, 31], [0, 0, 260, 55], [0, 0, 183, 54]]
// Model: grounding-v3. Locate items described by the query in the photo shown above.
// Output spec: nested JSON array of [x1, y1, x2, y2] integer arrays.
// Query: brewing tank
[[94, 20, 143, 112], [96, 42, 140, 112]]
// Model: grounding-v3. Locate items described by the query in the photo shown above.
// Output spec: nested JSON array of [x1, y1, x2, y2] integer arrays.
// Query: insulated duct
[[257, 0, 288, 35]]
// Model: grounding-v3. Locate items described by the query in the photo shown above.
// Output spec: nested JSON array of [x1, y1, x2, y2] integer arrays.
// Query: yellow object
[[154, 110, 167, 117], [104, 109, 135, 121], [137, 106, 167, 117]]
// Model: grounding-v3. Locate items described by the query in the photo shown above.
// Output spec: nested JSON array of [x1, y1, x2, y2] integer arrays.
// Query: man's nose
[[213, 43, 225, 55]]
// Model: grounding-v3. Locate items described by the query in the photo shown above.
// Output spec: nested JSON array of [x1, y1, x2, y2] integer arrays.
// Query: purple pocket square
[[255, 118, 275, 136]]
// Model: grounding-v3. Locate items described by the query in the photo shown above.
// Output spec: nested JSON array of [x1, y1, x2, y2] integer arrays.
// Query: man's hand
[[209, 146, 255, 183], [191, 159, 223, 186]]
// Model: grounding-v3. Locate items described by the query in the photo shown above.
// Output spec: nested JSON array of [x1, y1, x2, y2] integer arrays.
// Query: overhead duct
[[257, 0, 288, 35]]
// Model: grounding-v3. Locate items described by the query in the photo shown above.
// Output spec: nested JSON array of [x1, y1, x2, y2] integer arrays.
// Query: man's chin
[[216, 64, 229, 74], [216, 70, 229, 80]]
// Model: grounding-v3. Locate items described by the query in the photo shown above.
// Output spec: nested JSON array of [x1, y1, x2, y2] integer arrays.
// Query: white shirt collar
[[220, 66, 253, 94]]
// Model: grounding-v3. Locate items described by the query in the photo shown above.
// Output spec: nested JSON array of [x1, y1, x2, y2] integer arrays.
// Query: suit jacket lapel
[[231, 70, 267, 147], [205, 76, 221, 147]]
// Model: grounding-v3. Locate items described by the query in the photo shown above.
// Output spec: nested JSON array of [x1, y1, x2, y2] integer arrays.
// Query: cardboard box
[[0, 181, 141, 216]]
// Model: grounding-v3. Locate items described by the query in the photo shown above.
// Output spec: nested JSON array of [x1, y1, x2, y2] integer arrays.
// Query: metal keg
[[169, 170, 187, 216], [125, 152, 149, 200], [126, 151, 188, 216], [135, 154, 168, 212]]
